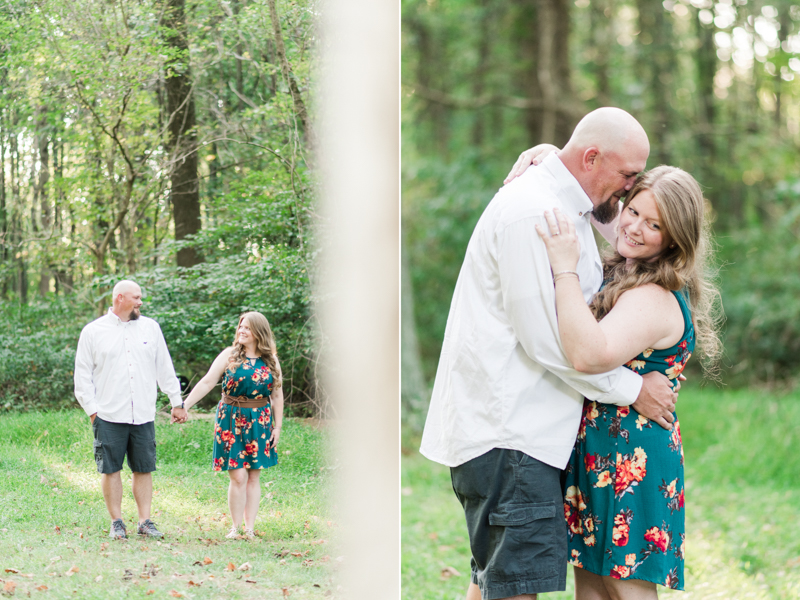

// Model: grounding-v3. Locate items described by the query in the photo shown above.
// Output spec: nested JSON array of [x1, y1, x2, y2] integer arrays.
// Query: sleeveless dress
[[212, 356, 279, 471], [564, 289, 694, 590]]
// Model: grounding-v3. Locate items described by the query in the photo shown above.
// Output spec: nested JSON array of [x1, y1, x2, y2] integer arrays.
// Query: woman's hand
[[269, 426, 282, 450], [535, 208, 581, 274], [504, 144, 561, 184]]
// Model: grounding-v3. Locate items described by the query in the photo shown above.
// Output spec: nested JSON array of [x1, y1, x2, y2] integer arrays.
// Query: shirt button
[[579, 211, 583, 216]]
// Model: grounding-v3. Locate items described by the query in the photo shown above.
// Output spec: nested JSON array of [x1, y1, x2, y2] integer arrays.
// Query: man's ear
[[583, 147, 599, 171]]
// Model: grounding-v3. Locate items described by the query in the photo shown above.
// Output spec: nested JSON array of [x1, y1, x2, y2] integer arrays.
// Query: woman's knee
[[228, 469, 248, 486]]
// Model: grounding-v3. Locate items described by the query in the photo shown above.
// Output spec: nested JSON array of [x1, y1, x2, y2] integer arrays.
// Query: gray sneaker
[[109, 519, 127, 540], [137, 519, 164, 538]]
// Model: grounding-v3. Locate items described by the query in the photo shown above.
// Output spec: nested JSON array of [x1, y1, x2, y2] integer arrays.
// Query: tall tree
[[164, 0, 202, 268]]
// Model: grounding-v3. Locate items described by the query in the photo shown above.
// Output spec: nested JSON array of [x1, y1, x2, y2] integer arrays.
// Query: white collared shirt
[[420, 154, 643, 469], [74, 309, 183, 424]]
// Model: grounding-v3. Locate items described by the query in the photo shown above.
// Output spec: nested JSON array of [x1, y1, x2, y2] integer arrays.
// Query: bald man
[[420, 108, 678, 600], [74, 280, 186, 540]]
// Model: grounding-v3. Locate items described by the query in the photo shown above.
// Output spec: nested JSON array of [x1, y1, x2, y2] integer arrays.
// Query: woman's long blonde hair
[[228, 311, 282, 388], [591, 165, 722, 379]]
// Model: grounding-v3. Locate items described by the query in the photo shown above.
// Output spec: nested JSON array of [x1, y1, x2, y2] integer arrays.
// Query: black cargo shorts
[[92, 417, 157, 474], [450, 448, 567, 599]]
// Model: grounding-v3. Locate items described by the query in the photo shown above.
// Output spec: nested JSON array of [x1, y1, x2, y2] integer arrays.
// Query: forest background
[[401, 0, 800, 597], [0, 0, 320, 415]]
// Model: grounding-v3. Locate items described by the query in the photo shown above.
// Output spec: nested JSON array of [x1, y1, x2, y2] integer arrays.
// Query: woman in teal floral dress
[[537, 166, 720, 599], [175, 311, 284, 539]]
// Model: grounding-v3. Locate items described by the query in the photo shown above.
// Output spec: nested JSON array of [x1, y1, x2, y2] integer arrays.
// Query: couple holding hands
[[421, 107, 721, 600], [74, 280, 283, 541]]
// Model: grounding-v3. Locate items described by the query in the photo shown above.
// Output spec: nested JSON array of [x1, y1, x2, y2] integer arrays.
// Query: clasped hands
[[171, 406, 189, 424]]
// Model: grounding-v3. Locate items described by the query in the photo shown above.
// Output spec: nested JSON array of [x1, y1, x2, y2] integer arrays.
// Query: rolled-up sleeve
[[498, 215, 642, 406], [74, 329, 99, 417], [153, 324, 183, 407]]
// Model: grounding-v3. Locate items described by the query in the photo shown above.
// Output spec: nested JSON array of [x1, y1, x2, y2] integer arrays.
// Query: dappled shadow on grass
[[0, 410, 340, 599]]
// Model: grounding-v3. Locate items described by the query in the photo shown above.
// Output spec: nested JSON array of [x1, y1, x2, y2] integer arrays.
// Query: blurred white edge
[[317, 0, 400, 599]]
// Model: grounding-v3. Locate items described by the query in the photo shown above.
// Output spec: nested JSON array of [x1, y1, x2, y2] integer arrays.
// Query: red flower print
[[617, 406, 630, 418], [644, 527, 670, 553], [612, 512, 630, 547], [228, 458, 239, 469], [220, 430, 235, 443], [583, 533, 596, 547], [584, 453, 596, 472], [610, 565, 631, 579], [567, 509, 582, 536], [678, 489, 685, 508], [213, 458, 224, 472], [614, 448, 647, 498], [245, 440, 259, 457]]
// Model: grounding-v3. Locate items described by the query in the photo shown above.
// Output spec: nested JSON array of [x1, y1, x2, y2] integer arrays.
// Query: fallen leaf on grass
[[203, 557, 213, 565], [245, 580, 256, 584], [99, 543, 108, 552], [146, 591, 154, 596], [440, 566, 461, 579], [225, 563, 235, 572], [35, 585, 47, 591], [3, 571, 17, 575], [237, 563, 251, 572], [169, 591, 183, 598], [122, 569, 133, 581], [187, 581, 202, 587], [311, 539, 327, 545], [54, 527, 61, 535], [301, 560, 314, 567], [64, 566, 79, 577], [3, 580, 15, 594], [290, 552, 302, 558], [282, 588, 291, 597]]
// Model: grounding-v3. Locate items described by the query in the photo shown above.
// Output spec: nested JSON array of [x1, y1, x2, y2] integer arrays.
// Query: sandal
[[225, 526, 239, 539], [243, 528, 256, 539]]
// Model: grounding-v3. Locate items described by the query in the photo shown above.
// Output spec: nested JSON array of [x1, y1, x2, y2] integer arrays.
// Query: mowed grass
[[0, 410, 340, 599], [402, 386, 800, 599]]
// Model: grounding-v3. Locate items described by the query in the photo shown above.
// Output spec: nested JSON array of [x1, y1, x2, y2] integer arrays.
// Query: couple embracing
[[74, 280, 284, 541], [420, 108, 721, 600]]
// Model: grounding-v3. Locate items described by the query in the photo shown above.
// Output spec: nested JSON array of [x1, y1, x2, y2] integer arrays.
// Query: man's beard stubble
[[129, 308, 141, 321], [592, 196, 622, 224]]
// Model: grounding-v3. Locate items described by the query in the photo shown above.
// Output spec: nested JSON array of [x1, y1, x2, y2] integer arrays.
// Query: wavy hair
[[591, 166, 723, 379], [228, 311, 282, 388]]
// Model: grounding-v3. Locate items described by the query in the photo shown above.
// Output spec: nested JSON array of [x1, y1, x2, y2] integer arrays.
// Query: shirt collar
[[540, 153, 594, 220], [107, 308, 129, 325]]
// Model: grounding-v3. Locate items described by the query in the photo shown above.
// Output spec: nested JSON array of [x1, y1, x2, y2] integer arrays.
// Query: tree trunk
[[267, 0, 310, 140], [164, 0, 202, 268], [37, 107, 51, 297]]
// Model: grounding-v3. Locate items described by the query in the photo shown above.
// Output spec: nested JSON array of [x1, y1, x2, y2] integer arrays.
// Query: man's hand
[[631, 372, 677, 430], [171, 406, 188, 424], [90, 413, 97, 425]]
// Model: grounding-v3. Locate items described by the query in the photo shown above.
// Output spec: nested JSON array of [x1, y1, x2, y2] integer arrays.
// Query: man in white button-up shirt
[[420, 108, 679, 600], [74, 280, 184, 540]]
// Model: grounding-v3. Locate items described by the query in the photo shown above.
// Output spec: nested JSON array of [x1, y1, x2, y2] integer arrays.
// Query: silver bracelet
[[553, 271, 579, 282]]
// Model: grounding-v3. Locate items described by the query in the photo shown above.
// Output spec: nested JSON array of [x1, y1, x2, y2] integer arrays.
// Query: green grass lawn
[[0, 410, 339, 599], [402, 386, 800, 599]]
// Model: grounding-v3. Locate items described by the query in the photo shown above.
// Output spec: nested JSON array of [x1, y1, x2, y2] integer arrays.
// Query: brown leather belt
[[222, 394, 269, 408]]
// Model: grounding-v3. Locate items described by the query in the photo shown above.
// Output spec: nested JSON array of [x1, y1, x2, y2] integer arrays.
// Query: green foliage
[[716, 183, 800, 384]]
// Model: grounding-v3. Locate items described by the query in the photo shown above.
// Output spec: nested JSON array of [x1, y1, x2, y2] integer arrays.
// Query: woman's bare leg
[[574, 566, 612, 600], [602, 576, 658, 600], [243, 468, 261, 530], [227, 468, 248, 530]]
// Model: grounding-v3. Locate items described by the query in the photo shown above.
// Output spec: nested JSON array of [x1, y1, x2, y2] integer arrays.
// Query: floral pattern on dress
[[212, 357, 278, 472], [565, 289, 695, 591]]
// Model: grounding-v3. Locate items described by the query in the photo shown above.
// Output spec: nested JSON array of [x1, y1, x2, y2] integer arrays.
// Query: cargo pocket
[[487, 501, 559, 581], [93, 439, 104, 473]]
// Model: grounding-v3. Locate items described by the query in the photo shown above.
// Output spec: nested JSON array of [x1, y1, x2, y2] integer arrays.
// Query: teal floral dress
[[564, 290, 694, 590], [212, 357, 278, 472]]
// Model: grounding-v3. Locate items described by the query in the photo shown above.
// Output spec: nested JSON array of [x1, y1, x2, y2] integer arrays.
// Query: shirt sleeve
[[498, 215, 642, 406], [74, 328, 99, 416], [153, 323, 184, 407]]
